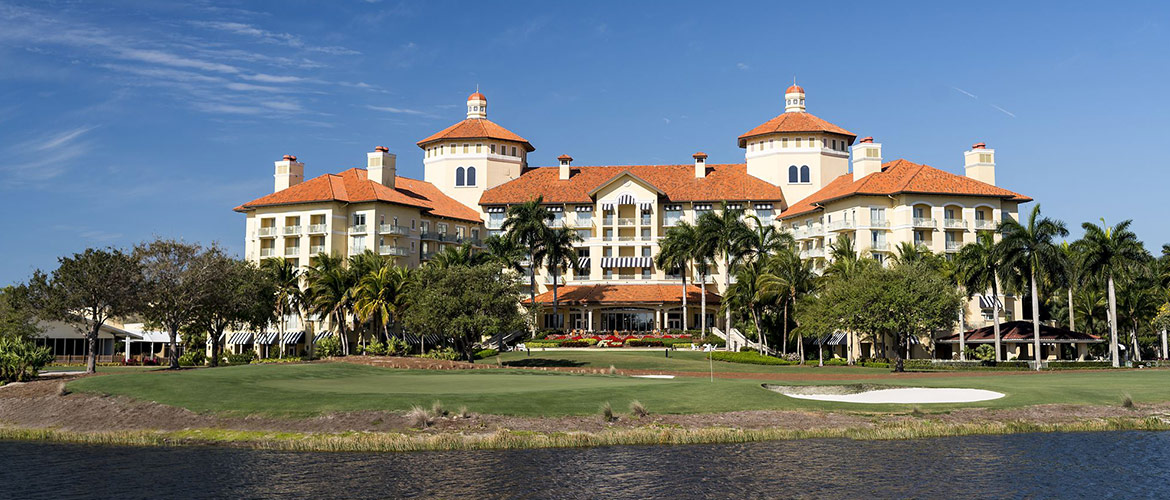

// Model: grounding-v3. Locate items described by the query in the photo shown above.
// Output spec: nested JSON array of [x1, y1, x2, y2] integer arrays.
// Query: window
[[913, 207, 926, 218], [782, 138, 788, 148], [831, 139, 836, 150], [350, 235, 367, 252], [411, 219, 416, 229], [352, 213, 366, 226], [808, 137, 815, 147], [870, 207, 886, 225], [769, 139, 774, 149], [795, 138, 802, 148], [788, 166, 799, 183], [437, 223, 448, 235], [799, 165, 810, 183], [463, 144, 469, 154], [871, 231, 886, 247], [475, 143, 482, 153], [466, 166, 476, 186], [603, 247, 613, 257], [511, 146, 517, 156], [866, 148, 880, 158], [979, 153, 993, 163], [455, 167, 465, 186], [490, 144, 496, 154], [641, 246, 651, 257]]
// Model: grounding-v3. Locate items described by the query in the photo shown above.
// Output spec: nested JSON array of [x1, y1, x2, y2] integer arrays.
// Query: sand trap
[[631, 375, 676, 379], [766, 385, 1003, 404]]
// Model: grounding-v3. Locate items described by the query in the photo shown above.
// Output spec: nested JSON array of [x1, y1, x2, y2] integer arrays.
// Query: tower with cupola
[[419, 91, 534, 216]]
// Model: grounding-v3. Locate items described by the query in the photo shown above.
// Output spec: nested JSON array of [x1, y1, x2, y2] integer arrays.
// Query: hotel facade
[[236, 85, 1035, 359]]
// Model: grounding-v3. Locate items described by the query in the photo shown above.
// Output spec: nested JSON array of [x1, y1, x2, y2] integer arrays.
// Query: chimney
[[693, 152, 708, 178], [851, 137, 882, 182], [367, 146, 397, 188], [274, 154, 304, 192], [964, 142, 995, 185], [558, 154, 573, 180]]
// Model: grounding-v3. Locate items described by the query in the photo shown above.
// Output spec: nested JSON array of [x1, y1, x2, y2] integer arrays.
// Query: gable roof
[[778, 159, 1032, 220], [416, 118, 535, 151], [480, 163, 787, 206], [234, 168, 482, 223], [738, 112, 856, 147]]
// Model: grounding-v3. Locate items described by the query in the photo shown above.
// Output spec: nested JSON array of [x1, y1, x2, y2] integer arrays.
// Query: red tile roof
[[778, 159, 1032, 220], [234, 168, 482, 223], [786, 84, 804, 94], [468, 91, 486, 101], [529, 284, 720, 305], [738, 111, 856, 147], [937, 321, 1103, 343], [416, 118, 535, 151], [480, 163, 786, 206]]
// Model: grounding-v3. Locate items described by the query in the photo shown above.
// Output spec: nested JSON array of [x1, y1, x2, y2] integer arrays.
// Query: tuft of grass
[[406, 405, 433, 428], [600, 401, 615, 423], [1122, 394, 1135, 409], [629, 400, 649, 418], [431, 400, 448, 417], [57, 382, 69, 396], [608, 365, 617, 375], [909, 406, 925, 418], [457, 406, 470, 419]]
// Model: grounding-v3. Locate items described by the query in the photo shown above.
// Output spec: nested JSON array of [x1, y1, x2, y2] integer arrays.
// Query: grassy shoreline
[[4, 416, 1169, 453]]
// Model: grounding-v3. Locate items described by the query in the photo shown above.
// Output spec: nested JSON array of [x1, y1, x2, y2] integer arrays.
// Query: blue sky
[[2, 0, 1168, 284]]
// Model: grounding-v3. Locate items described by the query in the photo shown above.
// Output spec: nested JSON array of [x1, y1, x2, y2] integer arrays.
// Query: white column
[[124, 336, 130, 361], [587, 309, 594, 332]]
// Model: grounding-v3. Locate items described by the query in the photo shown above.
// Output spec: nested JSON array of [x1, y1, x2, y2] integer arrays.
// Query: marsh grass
[[406, 406, 433, 428], [1122, 394, 1135, 409], [630, 400, 649, 418], [431, 400, 448, 417], [600, 402, 615, 423], [457, 406, 470, 419]]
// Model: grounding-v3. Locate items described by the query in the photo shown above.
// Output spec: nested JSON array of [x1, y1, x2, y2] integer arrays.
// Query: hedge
[[708, 351, 796, 366]]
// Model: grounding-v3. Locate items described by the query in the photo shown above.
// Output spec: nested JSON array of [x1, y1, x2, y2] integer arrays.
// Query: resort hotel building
[[233, 85, 1095, 360]]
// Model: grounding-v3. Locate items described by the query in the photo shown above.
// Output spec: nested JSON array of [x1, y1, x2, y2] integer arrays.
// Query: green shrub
[[421, 347, 459, 360], [385, 337, 409, 356], [973, 345, 996, 362], [708, 351, 795, 365], [701, 334, 726, 347], [560, 340, 592, 348], [178, 349, 205, 367], [224, 350, 256, 365], [860, 361, 890, 368], [821, 358, 848, 366], [626, 339, 664, 347], [474, 348, 498, 360], [362, 340, 387, 356], [316, 335, 342, 357], [0, 336, 53, 383], [522, 341, 559, 348], [252, 356, 305, 364]]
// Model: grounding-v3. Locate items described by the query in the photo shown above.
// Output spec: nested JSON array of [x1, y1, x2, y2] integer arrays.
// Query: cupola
[[467, 91, 487, 119], [784, 83, 806, 113]]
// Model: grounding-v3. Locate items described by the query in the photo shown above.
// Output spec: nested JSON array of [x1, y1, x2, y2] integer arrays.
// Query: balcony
[[379, 245, 409, 257], [946, 241, 963, 252], [543, 276, 566, 285], [800, 248, 825, 259], [569, 216, 593, 228], [550, 217, 567, 228], [912, 217, 937, 229], [283, 246, 300, 257], [349, 224, 368, 233], [259, 248, 276, 258], [616, 217, 636, 226], [257, 227, 278, 237], [640, 216, 652, 226], [663, 216, 682, 227], [869, 220, 889, 228], [309, 245, 325, 254], [420, 232, 440, 241], [870, 241, 890, 251], [282, 225, 302, 236], [378, 224, 409, 236], [944, 218, 968, 230], [617, 273, 637, 280], [441, 234, 462, 243], [974, 219, 996, 230], [827, 220, 854, 232], [421, 251, 436, 261], [602, 217, 615, 226], [308, 224, 328, 234]]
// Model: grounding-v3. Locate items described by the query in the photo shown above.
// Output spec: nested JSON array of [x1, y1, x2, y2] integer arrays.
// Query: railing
[[946, 241, 963, 252], [640, 216, 652, 225], [617, 218, 636, 226], [569, 216, 593, 227], [800, 248, 825, 258], [550, 217, 566, 228], [944, 218, 968, 229], [351, 245, 367, 254], [441, 234, 461, 243], [639, 234, 653, 241], [309, 245, 325, 254], [543, 276, 565, 285], [827, 220, 854, 231], [50, 354, 124, 364], [259, 248, 276, 257], [420, 232, 440, 241], [602, 217, 615, 225], [617, 274, 637, 280], [379, 245, 409, 256], [282, 225, 301, 236], [617, 236, 637, 241], [257, 227, 278, 237], [912, 217, 936, 228], [308, 224, 328, 234], [870, 241, 890, 251], [378, 224, 408, 235], [870, 220, 889, 228], [421, 251, 436, 260], [974, 219, 996, 230], [349, 224, 368, 233], [284, 247, 300, 256]]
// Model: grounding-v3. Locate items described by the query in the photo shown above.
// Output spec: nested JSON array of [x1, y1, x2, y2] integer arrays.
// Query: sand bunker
[[766, 385, 1004, 404], [631, 375, 676, 379]]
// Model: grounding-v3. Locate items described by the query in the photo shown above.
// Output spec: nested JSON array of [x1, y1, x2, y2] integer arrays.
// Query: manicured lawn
[[41, 365, 165, 374], [66, 361, 1170, 417], [496, 349, 882, 374]]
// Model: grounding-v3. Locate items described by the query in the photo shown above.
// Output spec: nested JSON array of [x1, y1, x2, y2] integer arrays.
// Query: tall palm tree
[[305, 254, 356, 355], [722, 262, 769, 353], [759, 248, 817, 361], [543, 226, 582, 330], [956, 232, 1004, 361], [1117, 270, 1159, 362], [353, 264, 408, 346], [429, 242, 488, 269], [482, 234, 526, 275], [698, 204, 751, 339], [262, 258, 303, 359], [347, 250, 388, 349], [502, 197, 551, 327], [893, 241, 930, 266], [740, 215, 793, 266], [1075, 218, 1147, 367], [999, 205, 1069, 369], [1056, 242, 1083, 331], [657, 222, 700, 332]]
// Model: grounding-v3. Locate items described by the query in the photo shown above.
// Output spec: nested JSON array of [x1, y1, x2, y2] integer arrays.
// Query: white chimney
[[964, 142, 995, 186], [558, 154, 573, 180], [367, 146, 396, 188], [851, 137, 882, 182], [274, 154, 304, 192], [693, 152, 708, 178]]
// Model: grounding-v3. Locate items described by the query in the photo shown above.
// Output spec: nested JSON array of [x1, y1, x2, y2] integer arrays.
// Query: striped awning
[[979, 295, 1004, 309], [601, 193, 652, 210], [256, 332, 278, 345], [313, 331, 333, 343], [601, 256, 652, 268], [815, 332, 848, 346], [755, 203, 774, 210], [400, 333, 447, 346], [577, 257, 591, 268], [228, 332, 253, 345], [485, 206, 506, 213], [575, 205, 593, 212], [282, 331, 304, 345]]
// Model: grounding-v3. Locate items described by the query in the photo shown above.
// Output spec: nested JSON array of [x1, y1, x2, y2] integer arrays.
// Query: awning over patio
[[529, 284, 720, 306], [937, 321, 1104, 344], [814, 332, 848, 346], [228, 332, 253, 345]]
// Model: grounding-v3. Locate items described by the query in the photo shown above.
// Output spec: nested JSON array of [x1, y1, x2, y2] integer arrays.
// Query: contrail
[[951, 86, 978, 99], [990, 104, 1016, 118]]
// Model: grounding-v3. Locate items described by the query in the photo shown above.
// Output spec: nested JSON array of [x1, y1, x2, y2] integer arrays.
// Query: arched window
[[788, 165, 799, 183], [455, 167, 465, 186], [466, 166, 477, 186], [800, 166, 810, 183]]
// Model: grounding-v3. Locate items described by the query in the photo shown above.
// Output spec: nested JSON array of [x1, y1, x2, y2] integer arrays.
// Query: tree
[[305, 253, 355, 355], [136, 239, 211, 369], [33, 248, 142, 373], [262, 257, 303, 359], [698, 204, 751, 339], [482, 234, 526, 274], [1074, 218, 1146, 367], [758, 248, 817, 361], [657, 221, 700, 332], [401, 264, 525, 362], [0, 285, 42, 341], [998, 205, 1069, 370], [429, 242, 488, 269], [956, 232, 1005, 361], [353, 264, 409, 346], [542, 226, 581, 330], [722, 263, 768, 354], [193, 254, 270, 367], [824, 234, 876, 279], [502, 197, 551, 328]]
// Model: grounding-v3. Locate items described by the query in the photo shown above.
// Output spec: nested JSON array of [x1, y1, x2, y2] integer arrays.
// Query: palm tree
[[482, 234, 526, 275], [543, 226, 582, 330], [722, 262, 768, 353], [429, 242, 488, 269], [261, 258, 303, 359], [759, 248, 817, 361], [892, 241, 930, 266], [657, 222, 700, 333], [697, 204, 751, 339], [999, 205, 1069, 369], [305, 254, 356, 355], [740, 215, 793, 266], [1117, 270, 1159, 362], [955, 232, 1004, 362], [1056, 242, 1083, 331], [1075, 218, 1148, 367], [502, 197, 551, 327], [353, 264, 408, 347]]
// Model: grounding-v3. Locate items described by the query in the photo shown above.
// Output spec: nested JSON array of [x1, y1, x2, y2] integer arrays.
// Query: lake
[[3, 431, 1168, 499]]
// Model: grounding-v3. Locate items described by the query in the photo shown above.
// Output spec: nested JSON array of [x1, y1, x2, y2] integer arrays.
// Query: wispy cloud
[[367, 105, 435, 117], [989, 104, 1016, 118], [1, 126, 98, 184], [736, 62, 750, 71], [950, 85, 1017, 118], [191, 20, 360, 55]]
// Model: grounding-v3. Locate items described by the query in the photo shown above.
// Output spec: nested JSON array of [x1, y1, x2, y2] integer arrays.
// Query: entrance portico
[[531, 284, 721, 333]]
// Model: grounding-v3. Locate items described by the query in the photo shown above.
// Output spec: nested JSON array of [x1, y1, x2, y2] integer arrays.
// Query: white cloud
[[366, 105, 434, 117], [736, 62, 750, 70], [116, 48, 240, 74]]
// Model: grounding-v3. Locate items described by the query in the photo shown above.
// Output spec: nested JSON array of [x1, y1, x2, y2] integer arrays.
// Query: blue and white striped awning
[[282, 331, 304, 345], [601, 193, 653, 210], [815, 332, 848, 346], [256, 332, 278, 345], [978, 295, 1004, 309], [313, 331, 333, 343], [400, 333, 447, 346], [228, 332, 253, 345], [601, 256, 652, 268], [577, 257, 591, 268]]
